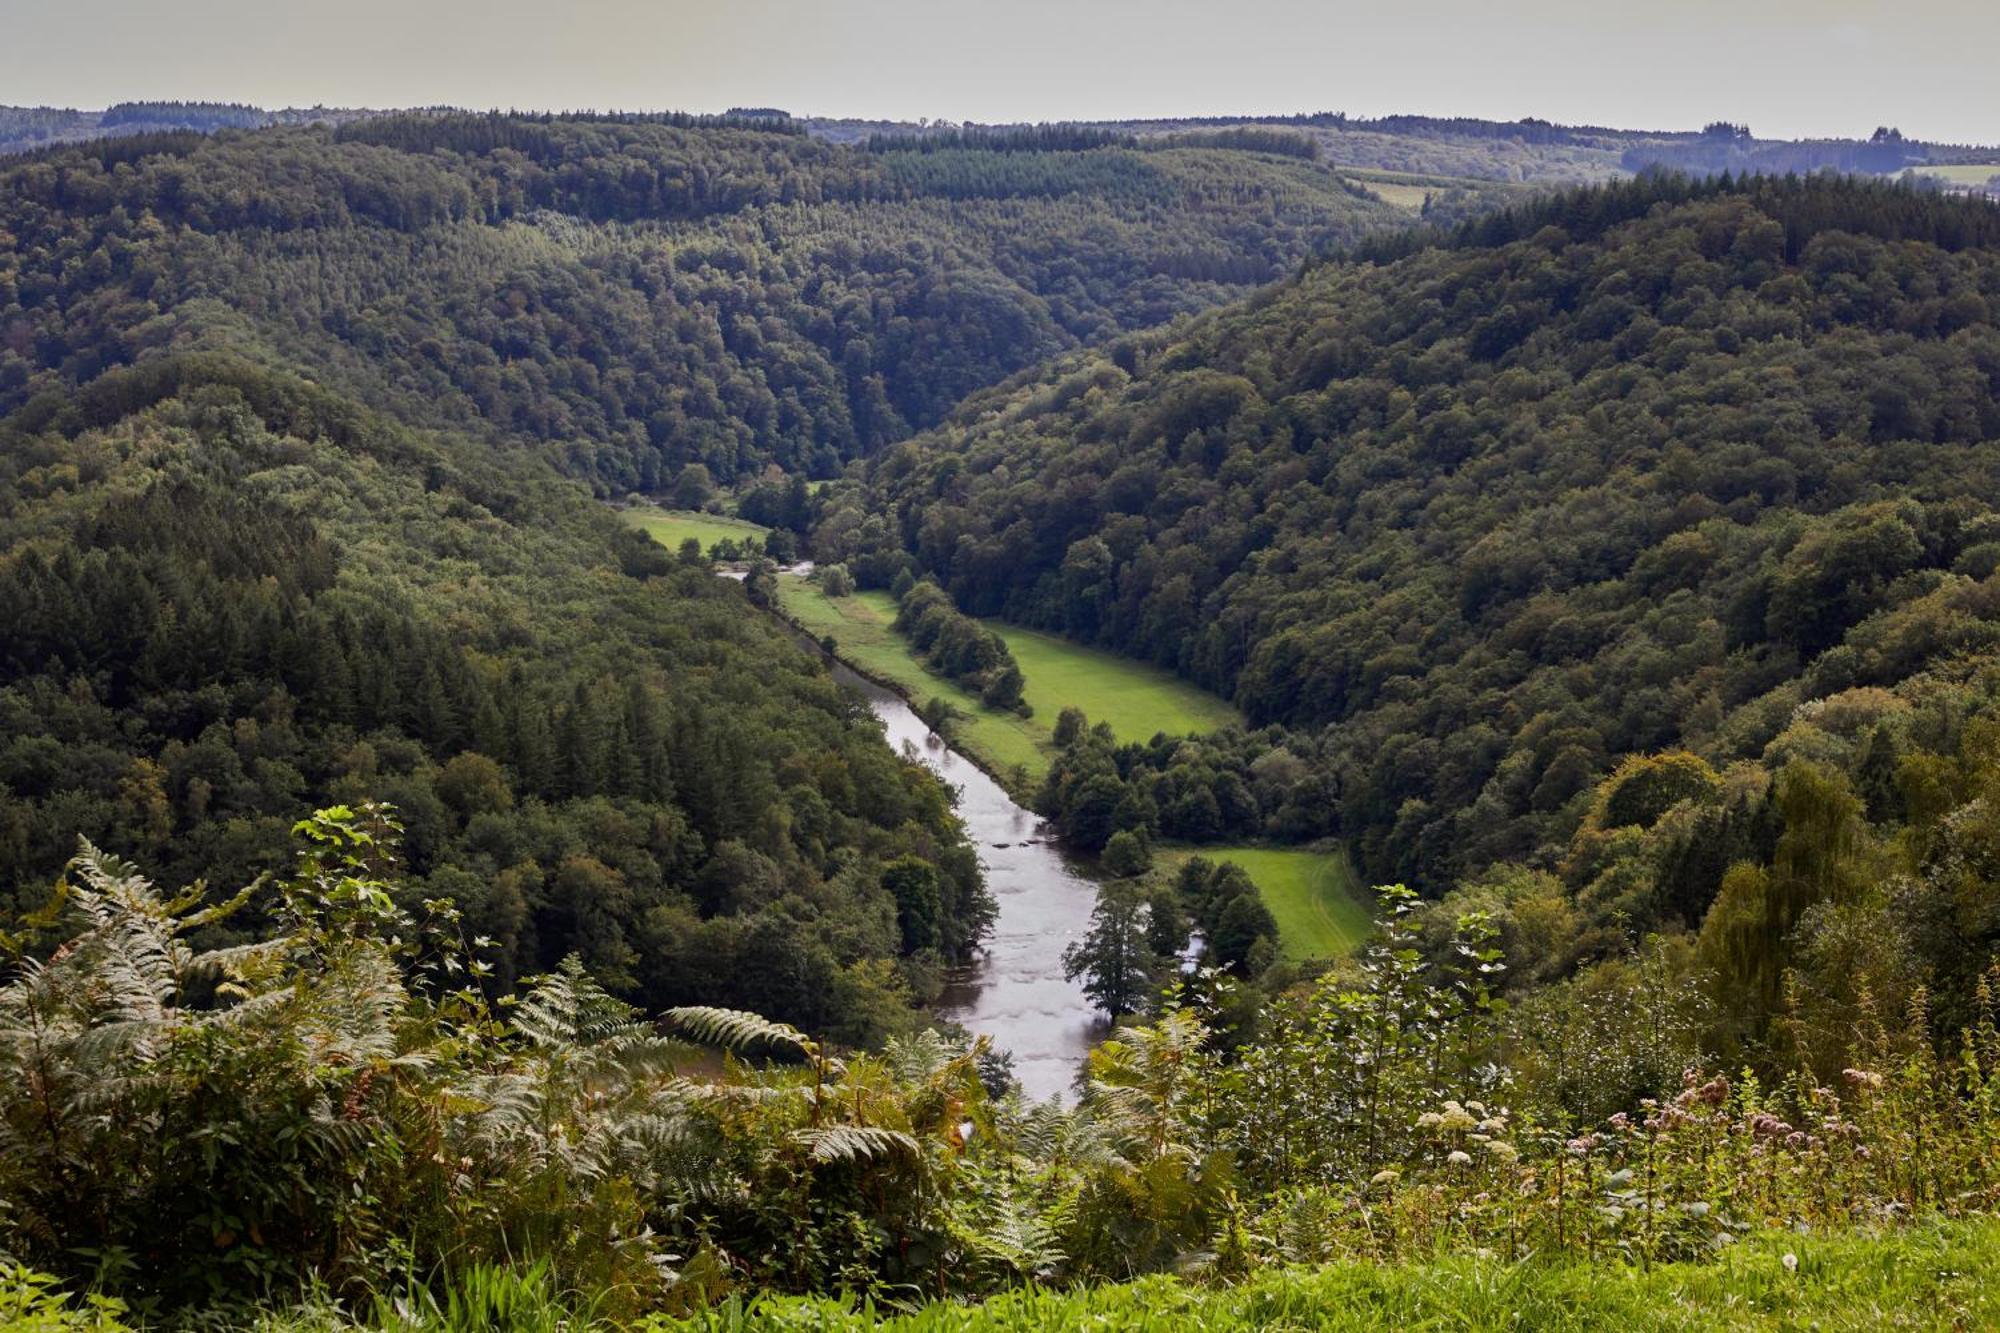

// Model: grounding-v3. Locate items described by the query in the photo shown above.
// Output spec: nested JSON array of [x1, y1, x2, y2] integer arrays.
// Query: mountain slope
[[0, 114, 1401, 489], [0, 355, 986, 1037], [839, 174, 2000, 886]]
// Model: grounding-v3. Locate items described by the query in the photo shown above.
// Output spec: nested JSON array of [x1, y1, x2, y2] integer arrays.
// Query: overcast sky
[[6, 0, 1997, 144]]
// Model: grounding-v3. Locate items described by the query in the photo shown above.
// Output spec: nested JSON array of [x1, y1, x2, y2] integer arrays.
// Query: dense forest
[[0, 113, 1400, 489], [0, 353, 993, 1042], [831, 174, 2000, 897]]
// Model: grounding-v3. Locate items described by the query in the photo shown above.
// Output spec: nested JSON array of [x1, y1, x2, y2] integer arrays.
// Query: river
[[819, 655, 1106, 1102]]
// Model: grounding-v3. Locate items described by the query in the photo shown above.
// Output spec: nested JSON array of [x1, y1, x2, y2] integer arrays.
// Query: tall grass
[[659, 1219, 2000, 1331]]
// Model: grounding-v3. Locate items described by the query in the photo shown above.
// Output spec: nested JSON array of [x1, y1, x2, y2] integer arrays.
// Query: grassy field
[[776, 583, 1047, 782], [623, 507, 769, 553], [1901, 163, 2000, 186], [1359, 180, 1434, 211], [774, 581, 1242, 790], [668, 1218, 2000, 1330], [988, 623, 1241, 743], [625, 509, 1244, 789], [1162, 844, 1371, 960]]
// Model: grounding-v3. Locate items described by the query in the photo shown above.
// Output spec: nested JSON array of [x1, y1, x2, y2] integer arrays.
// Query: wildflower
[[1369, 1168, 1400, 1188], [1782, 1252, 1798, 1273], [1447, 1150, 1473, 1167], [1438, 1101, 1478, 1133], [1484, 1140, 1519, 1163], [1750, 1112, 1793, 1141], [1842, 1068, 1884, 1090], [1416, 1111, 1444, 1131]]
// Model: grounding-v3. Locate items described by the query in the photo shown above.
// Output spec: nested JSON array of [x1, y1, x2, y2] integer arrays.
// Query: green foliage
[[0, 361, 989, 1035], [848, 173, 2000, 894], [6, 818, 2000, 1324], [0, 116, 1398, 489], [1063, 885, 1155, 1018], [0, 1263, 128, 1331], [894, 581, 1026, 711], [1101, 829, 1152, 879]]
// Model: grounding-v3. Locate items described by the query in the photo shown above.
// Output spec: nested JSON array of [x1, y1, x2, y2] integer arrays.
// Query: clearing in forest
[[987, 622, 1242, 745], [1163, 844, 1372, 960], [623, 507, 769, 553]]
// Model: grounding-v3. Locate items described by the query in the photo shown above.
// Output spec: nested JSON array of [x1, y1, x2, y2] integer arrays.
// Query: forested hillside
[[10, 96, 2000, 1327], [0, 113, 1398, 489], [0, 354, 991, 1039], [839, 174, 2000, 892]]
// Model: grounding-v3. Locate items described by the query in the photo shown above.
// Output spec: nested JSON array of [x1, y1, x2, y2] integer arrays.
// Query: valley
[[4, 81, 2000, 1330]]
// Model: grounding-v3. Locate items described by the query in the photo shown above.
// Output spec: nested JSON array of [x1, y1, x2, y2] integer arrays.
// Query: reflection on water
[[823, 657, 1104, 1102]]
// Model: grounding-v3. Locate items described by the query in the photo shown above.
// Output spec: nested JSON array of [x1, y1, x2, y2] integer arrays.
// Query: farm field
[[1162, 844, 1371, 960], [773, 580, 1241, 790], [1358, 180, 1433, 211], [1903, 163, 2000, 186], [622, 507, 769, 554], [988, 622, 1243, 743]]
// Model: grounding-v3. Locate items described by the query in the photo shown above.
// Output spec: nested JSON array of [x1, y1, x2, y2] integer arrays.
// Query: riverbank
[[811, 650, 1107, 1102], [775, 579, 1244, 796], [777, 583, 1045, 795]]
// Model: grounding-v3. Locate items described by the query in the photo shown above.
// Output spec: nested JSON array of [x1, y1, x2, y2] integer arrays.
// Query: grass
[[986, 623, 1241, 745], [1899, 163, 2000, 186], [663, 1217, 2000, 1330], [1359, 181, 1434, 211], [773, 580, 1241, 791], [1161, 844, 1370, 960], [623, 507, 769, 553], [775, 583, 1046, 782], [28, 1218, 2000, 1329]]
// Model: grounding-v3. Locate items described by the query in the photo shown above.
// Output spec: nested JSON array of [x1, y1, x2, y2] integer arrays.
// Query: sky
[[5, 0, 1998, 144]]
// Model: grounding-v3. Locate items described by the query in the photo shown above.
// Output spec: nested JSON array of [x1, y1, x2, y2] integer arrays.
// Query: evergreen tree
[[1063, 884, 1153, 1018]]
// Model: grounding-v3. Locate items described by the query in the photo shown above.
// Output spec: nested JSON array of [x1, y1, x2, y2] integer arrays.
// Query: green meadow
[[1902, 163, 2000, 186], [1162, 844, 1371, 960], [623, 507, 770, 553], [988, 622, 1242, 743], [773, 580, 1241, 791], [666, 1217, 2000, 1331], [626, 514, 1244, 789], [777, 583, 1047, 783], [1340, 167, 1484, 212]]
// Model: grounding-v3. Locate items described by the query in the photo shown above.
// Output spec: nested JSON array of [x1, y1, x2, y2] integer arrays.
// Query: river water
[[820, 656, 1105, 1102]]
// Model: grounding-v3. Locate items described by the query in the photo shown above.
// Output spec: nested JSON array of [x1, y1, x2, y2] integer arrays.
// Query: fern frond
[[790, 1125, 919, 1164], [665, 1006, 813, 1059]]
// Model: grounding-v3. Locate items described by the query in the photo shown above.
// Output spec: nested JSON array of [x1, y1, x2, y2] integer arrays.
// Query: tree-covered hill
[[0, 113, 1401, 490], [838, 174, 2000, 889], [0, 353, 990, 1039]]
